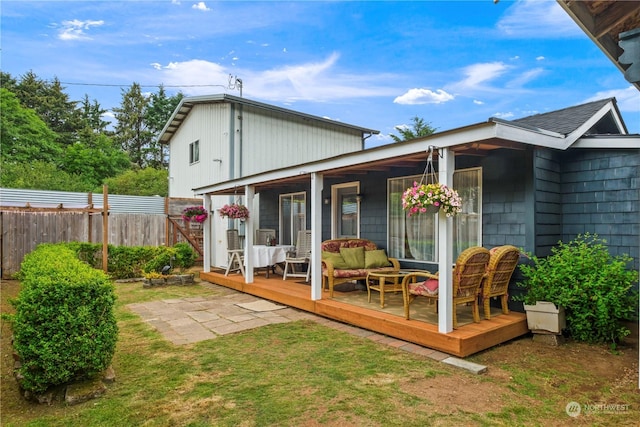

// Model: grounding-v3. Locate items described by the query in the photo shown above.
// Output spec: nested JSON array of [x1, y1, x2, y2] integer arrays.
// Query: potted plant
[[219, 203, 250, 220], [402, 181, 462, 217], [182, 206, 208, 223], [516, 233, 638, 346]]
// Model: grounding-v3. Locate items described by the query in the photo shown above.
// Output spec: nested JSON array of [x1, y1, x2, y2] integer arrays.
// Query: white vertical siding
[[167, 101, 367, 197], [240, 106, 363, 176], [168, 104, 232, 197]]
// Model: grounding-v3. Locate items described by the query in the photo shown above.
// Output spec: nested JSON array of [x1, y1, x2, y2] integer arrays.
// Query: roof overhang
[[194, 119, 571, 196], [558, 0, 640, 90], [157, 93, 379, 145]]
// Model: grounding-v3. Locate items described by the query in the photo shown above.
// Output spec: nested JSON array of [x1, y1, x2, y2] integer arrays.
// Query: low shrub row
[[65, 241, 197, 279], [11, 244, 119, 394]]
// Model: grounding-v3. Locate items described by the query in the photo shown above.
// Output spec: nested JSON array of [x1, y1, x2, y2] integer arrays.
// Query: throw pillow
[[321, 251, 349, 269], [364, 249, 392, 268], [339, 246, 366, 269]]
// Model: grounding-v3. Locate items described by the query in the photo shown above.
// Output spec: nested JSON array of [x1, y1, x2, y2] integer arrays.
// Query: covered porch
[[200, 269, 529, 358]]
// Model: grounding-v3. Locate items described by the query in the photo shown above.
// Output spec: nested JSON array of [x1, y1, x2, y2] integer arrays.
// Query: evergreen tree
[[390, 116, 437, 142], [146, 86, 183, 168], [113, 83, 153, 168], [14, 71, 82, 146]]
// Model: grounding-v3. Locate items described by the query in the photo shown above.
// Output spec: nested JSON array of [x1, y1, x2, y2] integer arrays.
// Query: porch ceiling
[[212, 137, 524, 195]]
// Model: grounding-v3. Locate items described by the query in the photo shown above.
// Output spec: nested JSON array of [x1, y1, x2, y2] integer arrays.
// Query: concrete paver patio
[[126, 282, 486, 373]]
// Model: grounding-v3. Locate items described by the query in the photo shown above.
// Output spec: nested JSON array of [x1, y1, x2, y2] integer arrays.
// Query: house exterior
[[158, 94, 379, 267], [194, 97, 639, 332]]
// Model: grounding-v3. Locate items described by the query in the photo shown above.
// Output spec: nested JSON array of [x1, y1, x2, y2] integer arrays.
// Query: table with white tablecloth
[[248, 245, 295, 278]]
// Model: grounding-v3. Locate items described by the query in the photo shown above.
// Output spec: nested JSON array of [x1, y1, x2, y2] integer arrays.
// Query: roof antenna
[[228, 74, 243, 97]]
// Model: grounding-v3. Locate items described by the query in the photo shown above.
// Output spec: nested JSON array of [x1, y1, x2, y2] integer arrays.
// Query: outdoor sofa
[[321, 238, 400, 297]]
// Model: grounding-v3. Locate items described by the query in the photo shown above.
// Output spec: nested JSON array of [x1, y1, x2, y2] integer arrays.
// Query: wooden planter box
[[523, 301, 566, 334]]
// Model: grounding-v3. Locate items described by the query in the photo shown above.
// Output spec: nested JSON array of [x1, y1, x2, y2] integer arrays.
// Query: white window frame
[[387, 167, 482, 263], [330, 181, 360, 239], [279, 192, 306, 246], [189, 140, 200, 165]]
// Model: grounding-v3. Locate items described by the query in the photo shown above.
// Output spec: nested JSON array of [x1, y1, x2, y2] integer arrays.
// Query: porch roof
[[193, 97, 637, 196]]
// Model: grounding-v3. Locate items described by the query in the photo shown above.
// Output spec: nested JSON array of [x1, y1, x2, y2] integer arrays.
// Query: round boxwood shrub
[[517, 233, 638, 345], [12, 244, 118, 394]]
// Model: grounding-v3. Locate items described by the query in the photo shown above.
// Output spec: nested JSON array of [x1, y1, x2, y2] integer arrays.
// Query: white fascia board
[[564, 101, 627, 149], [572, 136, 640, 149], [493, 121, 566, 149]]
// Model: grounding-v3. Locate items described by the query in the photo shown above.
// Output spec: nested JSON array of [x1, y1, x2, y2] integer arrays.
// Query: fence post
[[102, 186, 108, 273]]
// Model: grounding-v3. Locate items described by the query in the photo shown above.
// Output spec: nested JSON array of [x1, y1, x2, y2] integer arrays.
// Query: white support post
[[203, 195, 211, 272], [310, 172, 323, 301], [437, 147, 454, 333], [244, 185, 255, 283]]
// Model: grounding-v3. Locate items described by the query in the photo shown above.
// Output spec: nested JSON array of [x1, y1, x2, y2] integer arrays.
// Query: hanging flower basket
[[402, 182, 462, 217], [219, 203, 250, 220], [182, 206, 208, 223]]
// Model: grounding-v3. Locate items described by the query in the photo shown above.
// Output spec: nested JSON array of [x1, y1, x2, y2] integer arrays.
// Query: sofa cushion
[[364, 249, 392, 268], [322, 251, 349, 269], [340, 246, 365, 269]]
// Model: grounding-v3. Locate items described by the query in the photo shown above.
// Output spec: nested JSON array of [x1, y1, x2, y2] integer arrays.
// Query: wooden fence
[[0, 191, 204, 279]]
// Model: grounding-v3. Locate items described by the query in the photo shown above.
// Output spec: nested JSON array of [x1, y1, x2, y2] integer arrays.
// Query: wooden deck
[[199, 270, 529, 357]]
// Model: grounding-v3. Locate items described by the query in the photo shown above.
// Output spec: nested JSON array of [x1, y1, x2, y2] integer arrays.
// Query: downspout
[[362, 132, 373, 149], [229, 104, 236, 179], [238, 103, 243, 177]]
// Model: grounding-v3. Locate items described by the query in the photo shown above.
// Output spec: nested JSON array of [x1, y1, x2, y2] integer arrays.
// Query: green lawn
[[2, 280, 638, 426]]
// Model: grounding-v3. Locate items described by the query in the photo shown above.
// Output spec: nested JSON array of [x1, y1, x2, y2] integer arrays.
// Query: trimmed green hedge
[[12, 244, 118, 393]]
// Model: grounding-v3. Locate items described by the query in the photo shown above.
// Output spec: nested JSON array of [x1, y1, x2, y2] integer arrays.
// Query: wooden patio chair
[[256, 228, 276, 246], [283, 230, 312, 282], [480, 245, 520, 319], [401, 246, 490, 328], [225, 229, 245, 276]]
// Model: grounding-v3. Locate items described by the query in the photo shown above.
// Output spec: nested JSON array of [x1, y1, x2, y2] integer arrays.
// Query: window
[[279, 192, 306, 245], [189, 140, 200, 164], [331, 182, 360, 238], [387, 168, 482, 262]]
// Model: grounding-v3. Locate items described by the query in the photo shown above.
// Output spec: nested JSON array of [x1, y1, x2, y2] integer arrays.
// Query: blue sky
[[2, 0, 639, 147]]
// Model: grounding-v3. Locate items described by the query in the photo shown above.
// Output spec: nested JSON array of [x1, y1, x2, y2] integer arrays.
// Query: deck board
[[200, 271, 529, 357]]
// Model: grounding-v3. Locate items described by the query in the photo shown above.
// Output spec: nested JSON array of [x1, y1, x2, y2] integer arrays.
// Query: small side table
[[366, 271, 409, 308]]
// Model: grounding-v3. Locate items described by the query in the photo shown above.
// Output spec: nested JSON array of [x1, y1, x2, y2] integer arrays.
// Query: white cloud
[[454, 62, 509, 90], [496, 0, 582, 38], [393, 88, 454, 105], [506, 67, 544, 88], [155, 53, 399, 102], [473, 100, 484, 105], [150, 63, 162, 70], [536, 56, 545, 61], [192, 2, 210, 12], [493, 111, 514, 119], [58, 19, 104, 41], [584, 86, 640, 113]]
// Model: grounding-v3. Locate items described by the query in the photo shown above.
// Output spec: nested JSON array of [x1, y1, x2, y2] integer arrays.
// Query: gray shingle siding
[[481, 150, 533, 251], [533, 149, 563, 256], [559, 149, 639, 270]]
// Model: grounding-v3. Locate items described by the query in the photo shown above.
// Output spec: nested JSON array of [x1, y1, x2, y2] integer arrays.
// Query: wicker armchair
[[480, 245, 520, 319], [401, 246, 490, 328]]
